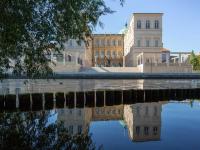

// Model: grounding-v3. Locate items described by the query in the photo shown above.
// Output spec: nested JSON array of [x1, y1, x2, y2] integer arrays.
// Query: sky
[[94, 0, 200, 53]]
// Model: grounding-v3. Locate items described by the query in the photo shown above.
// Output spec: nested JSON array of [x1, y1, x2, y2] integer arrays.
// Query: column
[[15, 88, 19, 109], [104, 90, 106, 107], [64, 92, 66, 108], [166, 53, 170, 65], [30, 94, 32, 111], [178, 53, 181, 64], [121, 91, 123, 105], [53, 92, 56, 109], [42, 93, 45, 110], [74, 92, 76, 108], [84, 92, 86, 108], [94, 90, 97, 107]]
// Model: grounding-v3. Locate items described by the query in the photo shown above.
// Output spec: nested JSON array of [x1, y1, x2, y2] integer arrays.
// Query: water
[[0, 79, 200, 150]]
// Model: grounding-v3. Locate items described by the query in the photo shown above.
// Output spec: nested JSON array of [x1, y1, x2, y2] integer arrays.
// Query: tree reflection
[[0, 111, 95, 150]]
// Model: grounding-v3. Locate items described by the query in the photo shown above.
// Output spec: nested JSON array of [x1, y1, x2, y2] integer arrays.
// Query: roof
[[92, 34, 124, 37], [162, 48, 170, 52], [133, 13, 163, 15]]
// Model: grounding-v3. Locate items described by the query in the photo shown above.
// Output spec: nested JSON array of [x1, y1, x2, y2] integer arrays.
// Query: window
[[78, 125, 82, 134], [101, 50, 105, 58], [78, 109, 82, 116], [136, 106, 140, 115], [137, 20, 141, 29], [101, 39, 105, 46], [95, 51, 99, 57], [77, 58, 82, 65], [112, 51, 116, 58], [136, 126, 140, 135], [145, 106, 149, 116], [67, 55, 72, 62], [118, 51, 122, 57], [153, 127, 158, 135], [146, 20, 150, 29], [95, 39, 99, 46], [144, 127, 149, 135], [118, 40, 122, 46], [155, 40, 159, 47], [137, 40, 141, 47], [146, 40, 150, 47], [155, 20, 159, 29], [57, 54, 63, 62], [69, 125, 73, 134], [112, 40, 116, 46], [107, 50, 111, 57], [107, 39, 110, 46], [154, 106, 158, 116]]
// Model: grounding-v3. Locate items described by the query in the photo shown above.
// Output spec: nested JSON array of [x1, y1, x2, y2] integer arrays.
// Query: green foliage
[[0, 111, 95, 150], [190, 51, 200, 71], [0, 0, 124, 78]]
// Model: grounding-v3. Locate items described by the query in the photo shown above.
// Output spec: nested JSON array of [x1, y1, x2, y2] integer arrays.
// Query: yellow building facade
[[92, 34, 124, 67]]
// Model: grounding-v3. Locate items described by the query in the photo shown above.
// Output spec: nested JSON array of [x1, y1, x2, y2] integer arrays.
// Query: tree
[[0, 0, 124, 78], [190, 51, 200, 71], [0, 111, 96, 150]]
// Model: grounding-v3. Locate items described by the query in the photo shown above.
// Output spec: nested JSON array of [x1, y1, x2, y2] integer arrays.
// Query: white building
[[50, 39, 92, 73], [124, 13, 192, 73]]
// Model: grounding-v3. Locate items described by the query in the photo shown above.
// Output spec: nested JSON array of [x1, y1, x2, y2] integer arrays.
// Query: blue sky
[[94, 0, 200, 53]]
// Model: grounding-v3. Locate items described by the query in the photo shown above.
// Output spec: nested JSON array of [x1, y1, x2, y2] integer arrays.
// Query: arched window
[[146, 20, 150, 29], [137, 20, 141, 29], [155, 20, 159, 29], [68, 55, 72, 62]]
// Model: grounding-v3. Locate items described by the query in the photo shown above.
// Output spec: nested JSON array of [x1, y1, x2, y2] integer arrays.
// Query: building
[[124, 102, 162, 142], [123, 13, 192, 73], [124, 13, 164, 67], [92, 34, 124, 67], [50, 39, 92, 73]]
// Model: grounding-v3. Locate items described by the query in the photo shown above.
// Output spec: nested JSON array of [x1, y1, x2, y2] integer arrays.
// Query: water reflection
[[56, 102, 164, 142], [0, 110, 95, 150]]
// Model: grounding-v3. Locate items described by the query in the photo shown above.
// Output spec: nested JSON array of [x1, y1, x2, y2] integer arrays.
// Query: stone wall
[[138, 63, 193, 73]]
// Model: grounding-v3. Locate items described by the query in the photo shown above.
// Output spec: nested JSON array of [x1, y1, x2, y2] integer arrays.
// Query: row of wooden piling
[[0, 88, 199, 112]]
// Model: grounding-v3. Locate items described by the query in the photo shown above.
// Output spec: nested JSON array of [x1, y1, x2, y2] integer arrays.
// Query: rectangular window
[[95, 51, 99, 57], [137, 20, 141, 29], [107, 39, 110, 46], [107, 50, 111, 57], [101, 50, 105, 58], [155, 40, 159, 47], [136, 126, 140, 136], [118, 40, 122, 46], [153, 127, 158, 135], [144, 127, 149, 135], [137, 40, 141, 47], [118, 51, 122, 57], [78, 125, 82, 134], [112, 51, 116, 58], [146, 40, 150, 47], [112, 40, 116, 46], [146, 20, 150, 29], [69, 125, 73, 134], [56, 54, 63, 62], [101, 39, 105, 46], [155, 20, 159, 29], [95, 39, 99, 47]]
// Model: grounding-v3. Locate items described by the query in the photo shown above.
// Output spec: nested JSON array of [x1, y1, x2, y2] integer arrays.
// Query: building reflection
[[124, 102, 162, 142], [57, 102, 164, 142]]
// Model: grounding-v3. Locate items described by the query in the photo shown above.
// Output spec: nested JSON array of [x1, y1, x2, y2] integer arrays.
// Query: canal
[[0, 79, 200, 150]]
